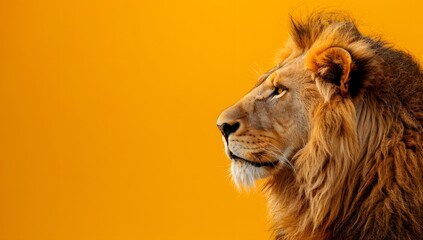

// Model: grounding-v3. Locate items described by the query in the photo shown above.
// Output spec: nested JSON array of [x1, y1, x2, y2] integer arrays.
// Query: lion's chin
[[230, 160, 277, 190]]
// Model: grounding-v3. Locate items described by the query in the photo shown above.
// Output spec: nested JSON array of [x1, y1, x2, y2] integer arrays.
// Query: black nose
[[217, 122, 240, 141]]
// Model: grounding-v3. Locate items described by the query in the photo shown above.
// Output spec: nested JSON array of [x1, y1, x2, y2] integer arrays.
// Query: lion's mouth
[[229, 151, 279, 168]]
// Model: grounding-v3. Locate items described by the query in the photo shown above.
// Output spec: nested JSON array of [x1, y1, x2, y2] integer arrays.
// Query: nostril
[[217, 122, 240, 140]]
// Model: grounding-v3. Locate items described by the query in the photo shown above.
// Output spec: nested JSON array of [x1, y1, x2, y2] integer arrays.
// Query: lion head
[[217, 13, 423, 239]]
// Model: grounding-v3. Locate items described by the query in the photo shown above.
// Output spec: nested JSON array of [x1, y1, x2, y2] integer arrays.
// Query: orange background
[[0, 0, 422, 239]]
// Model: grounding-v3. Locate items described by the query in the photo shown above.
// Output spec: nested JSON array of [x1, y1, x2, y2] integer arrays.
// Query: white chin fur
[[230, 160, 272, 190]]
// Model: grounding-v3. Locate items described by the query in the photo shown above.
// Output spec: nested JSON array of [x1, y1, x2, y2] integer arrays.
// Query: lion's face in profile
[[217, 56, 319, 188]]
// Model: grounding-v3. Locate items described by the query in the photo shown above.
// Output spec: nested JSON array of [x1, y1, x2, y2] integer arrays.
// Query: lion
[[217, 13, 423, 240]]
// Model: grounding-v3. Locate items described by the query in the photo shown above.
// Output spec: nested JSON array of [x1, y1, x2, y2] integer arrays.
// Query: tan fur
[[217, 13, 423, 239]]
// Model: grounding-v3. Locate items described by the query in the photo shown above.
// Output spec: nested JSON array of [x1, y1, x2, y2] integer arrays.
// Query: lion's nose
[[217, 103, 244, 141], [217, 122, 240, 141]]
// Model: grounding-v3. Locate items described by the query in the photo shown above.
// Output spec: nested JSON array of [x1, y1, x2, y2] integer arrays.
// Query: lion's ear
[[306, 47, 353, 99]]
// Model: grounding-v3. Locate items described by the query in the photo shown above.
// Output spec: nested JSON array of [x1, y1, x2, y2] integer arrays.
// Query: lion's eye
[[271, 86, 288, 98]]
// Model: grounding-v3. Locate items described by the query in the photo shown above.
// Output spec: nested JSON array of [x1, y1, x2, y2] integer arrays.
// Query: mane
[[289, 12, 360, 50], [266, 13, 423, 240]]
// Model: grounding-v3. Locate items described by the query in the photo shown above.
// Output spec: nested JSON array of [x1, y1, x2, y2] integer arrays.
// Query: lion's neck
[[354, 97, 387, 163]]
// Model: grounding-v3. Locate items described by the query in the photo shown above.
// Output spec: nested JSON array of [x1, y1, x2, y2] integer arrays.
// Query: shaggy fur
[[267, 13, 423, 239]]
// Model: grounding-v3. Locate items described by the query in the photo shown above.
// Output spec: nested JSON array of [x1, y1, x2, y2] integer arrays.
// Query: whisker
[[256, 63, 264, 76], [254, 142, 296, 174], [267, 143, 296, 172], [250, 65, 262, 77]]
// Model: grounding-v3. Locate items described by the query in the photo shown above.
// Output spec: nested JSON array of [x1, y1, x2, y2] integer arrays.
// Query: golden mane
[[266, 13, 423, 240]]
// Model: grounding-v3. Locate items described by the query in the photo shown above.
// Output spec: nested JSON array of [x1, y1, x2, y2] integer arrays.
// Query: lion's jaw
[[222, 133, 291, 189], [217, 58, 316, 189]]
